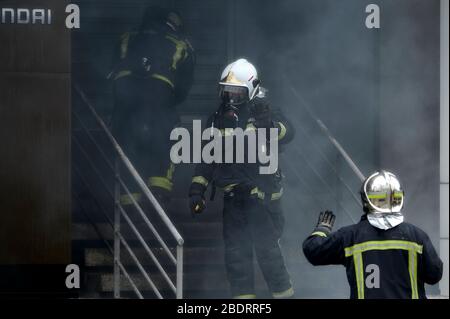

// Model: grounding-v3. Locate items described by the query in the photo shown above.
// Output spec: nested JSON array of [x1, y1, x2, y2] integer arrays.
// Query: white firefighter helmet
[[219, 58, 261, 106], [361, 170, 405, 214]]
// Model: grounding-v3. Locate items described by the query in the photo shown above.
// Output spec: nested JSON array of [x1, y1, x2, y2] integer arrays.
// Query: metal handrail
[[73, 164, 114, 228], [73, 135, 177, 263], [73, 166, 144, 298], [75, 84, 184, 245], [73, 128, 179, 298], [73, 188, 114, 253], [73, 179, 144, 299], [287, 146, 357, 224], [117, 260, 144, 299], [288, 115, 363, 207], [116, 177, 177, 264], [279, 149, 358, 224], [73, 84, 184, 299], [285, 78, 366, 182], [119, 205, 177, 293], [117, 231, 163, 299]]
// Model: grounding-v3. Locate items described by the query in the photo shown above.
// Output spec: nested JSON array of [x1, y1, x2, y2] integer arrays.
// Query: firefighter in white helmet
[[303, 170, 443, 299], [189, 58, 295, 298]]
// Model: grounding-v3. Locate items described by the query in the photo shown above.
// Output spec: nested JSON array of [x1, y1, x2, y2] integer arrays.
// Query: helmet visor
[[219, 85, 249, 106]]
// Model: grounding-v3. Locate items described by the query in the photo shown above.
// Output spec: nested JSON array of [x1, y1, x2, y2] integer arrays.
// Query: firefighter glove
[[315, 210, 336, 235], [190, 194, 206, 215], [251, 98, 272, 128]]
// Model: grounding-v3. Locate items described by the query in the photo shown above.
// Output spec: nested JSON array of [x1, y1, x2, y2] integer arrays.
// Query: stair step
[[73, 239, 224, 250], [81, 261, 348, 298], [76, 264, 371, 299], [72, 197, 224, 223], [88, 268, 270, 295], [84, 247, 225, 267], [72, 221, 224, 242], [78, 290, 233, 299]]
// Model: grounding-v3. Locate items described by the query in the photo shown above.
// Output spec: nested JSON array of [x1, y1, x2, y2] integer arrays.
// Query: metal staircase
[[71, 0, 368, 299], [71, 0, 232, 298], [72, 85, 184, 299]]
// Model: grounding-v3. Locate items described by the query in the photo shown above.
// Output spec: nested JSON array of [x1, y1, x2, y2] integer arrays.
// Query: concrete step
[[84, 242, 304, 265], [84, 246, 225, 267], [78, 289, 232, 299], [72, 221, 224, 242], [72, 197, 224, 224], [74, 231, 351, 298], [85, 267, 272, 298], [80, 259, 349, 299]]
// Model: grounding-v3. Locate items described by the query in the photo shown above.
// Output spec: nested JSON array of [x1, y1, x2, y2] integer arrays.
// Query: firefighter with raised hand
[[189, 59, 294, 299], [303, 170, 443, 299], [109, 6, 195, 206]]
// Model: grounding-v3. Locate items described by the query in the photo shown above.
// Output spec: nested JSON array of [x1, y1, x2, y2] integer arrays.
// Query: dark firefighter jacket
[[108, 26, 195, 105], [189, 99, 295, 200], [303, 214, 443, 299]]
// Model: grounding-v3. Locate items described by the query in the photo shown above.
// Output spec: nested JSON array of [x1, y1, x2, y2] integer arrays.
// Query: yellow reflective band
[[270, 192, 282, 200], [344, 240, 423, 257], [120, 193, 142, 206], [367, 194, 387, 199], [250, 187, 265, 200], [113, 70, 132, 80], [245, 123, 257, 131], [409, 250, 419, 299], [353, 252, 365, 299], [346, 240, 422, 300], [192, 176, 209, 187], [219, 128, 235, 136], [148, 176, 173, 192], [166, 163, 175, 181], [110, 71, 174, 89], [368, 192, 403, 199], [271, 188, 284, 200], [311, 231, 327, 238], [277, 122, 287, 140], [223, 185, 281, 201], [393, 192, 404, 199], [233, 294, 256, 299], [165, 35, 188, 70], [272, 286, 294, 299], [224, 128, 234, 136], [151, 73, 174, 89], [223, 183, 239, 192], [120, 32, 131, 59]]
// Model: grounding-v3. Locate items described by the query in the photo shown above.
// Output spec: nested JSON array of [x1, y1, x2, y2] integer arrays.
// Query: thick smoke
[[74, 0, 441, 298], [229, 0, 440, 297]]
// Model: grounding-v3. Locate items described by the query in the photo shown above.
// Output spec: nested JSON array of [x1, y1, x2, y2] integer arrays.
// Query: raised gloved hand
[[189, 194, 206, 215], [314, 210, 336, 235], [251, 98, 272, 128]]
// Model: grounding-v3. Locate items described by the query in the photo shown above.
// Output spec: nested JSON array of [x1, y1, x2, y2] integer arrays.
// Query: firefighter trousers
[[222, 194, 292, 297]]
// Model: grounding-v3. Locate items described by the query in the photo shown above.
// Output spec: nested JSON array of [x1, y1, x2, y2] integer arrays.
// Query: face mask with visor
[[219, 85, 249, 109]]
